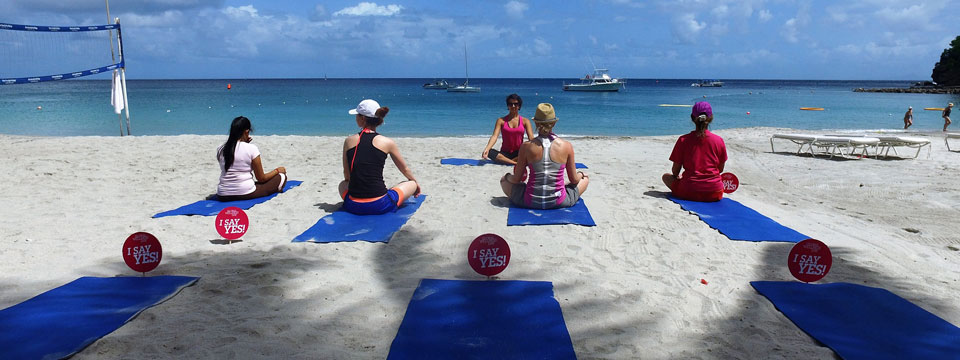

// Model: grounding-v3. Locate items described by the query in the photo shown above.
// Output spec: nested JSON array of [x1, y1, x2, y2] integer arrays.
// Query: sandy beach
[[1, 128, 958, 359]]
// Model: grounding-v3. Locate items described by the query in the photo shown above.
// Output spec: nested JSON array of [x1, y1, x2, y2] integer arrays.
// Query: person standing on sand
[[481, 94, 535, 165], [662, 101, 727, 202], [944, 103, 953, 131], [904, 107, 913, 130], [216, 116, 288, 201], [500, 103, 589, 209], [339, 99, 421, 215]]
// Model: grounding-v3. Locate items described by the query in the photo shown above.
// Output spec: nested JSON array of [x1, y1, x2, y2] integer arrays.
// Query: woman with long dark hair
[[216, 116, 287, 201], [481, 93, 535, 165], [338, 99, 420, 215], [661, 101, 727, 202]]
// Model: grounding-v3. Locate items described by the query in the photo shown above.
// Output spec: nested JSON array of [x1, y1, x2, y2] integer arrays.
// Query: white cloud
[[711, 5, 728, 18], [505, 1, 528, 20], [673, 14, 706, 44], [757, 9, 771, 22], [333, 2, 403, 17], [533, 38, 551, 55], [781, 3, 809, 44]]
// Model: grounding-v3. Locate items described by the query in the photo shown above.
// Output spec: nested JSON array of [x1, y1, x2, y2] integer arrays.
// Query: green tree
[[932, 35, 960, 86]]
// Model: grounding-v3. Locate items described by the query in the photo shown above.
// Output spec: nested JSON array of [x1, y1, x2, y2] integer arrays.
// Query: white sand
[[1, 128, 958, 359]]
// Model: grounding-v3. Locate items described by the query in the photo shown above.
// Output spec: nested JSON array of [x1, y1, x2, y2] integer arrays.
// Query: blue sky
[[2, 0, 957, 80]]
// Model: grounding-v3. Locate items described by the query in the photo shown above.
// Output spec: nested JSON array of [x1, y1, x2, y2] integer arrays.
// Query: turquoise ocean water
[[0, 78, 957, 136]]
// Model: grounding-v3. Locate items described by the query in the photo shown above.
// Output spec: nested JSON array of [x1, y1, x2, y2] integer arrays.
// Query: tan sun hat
[[532, 103, 557, 123]]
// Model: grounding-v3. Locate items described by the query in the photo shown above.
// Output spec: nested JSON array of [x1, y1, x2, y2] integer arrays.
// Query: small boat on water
[[446, 81, 480, 93], [423, 79, 449, 89], [562, 68, 624, 92], [691, 79, 724, 87], [447, 45, 480, 93]]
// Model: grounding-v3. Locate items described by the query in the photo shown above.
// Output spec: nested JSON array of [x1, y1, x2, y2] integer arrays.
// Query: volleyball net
[[1, 21, 132, 135], [0, 22, 124, 85]]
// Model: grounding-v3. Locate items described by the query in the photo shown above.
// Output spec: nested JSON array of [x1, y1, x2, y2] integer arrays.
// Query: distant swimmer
[[904, 107, 913, 130], [944, 103, 953, 132], [36, 106, 42, 110]]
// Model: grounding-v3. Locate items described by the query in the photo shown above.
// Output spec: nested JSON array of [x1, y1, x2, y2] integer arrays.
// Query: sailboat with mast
[[447, 45, 480, 93]]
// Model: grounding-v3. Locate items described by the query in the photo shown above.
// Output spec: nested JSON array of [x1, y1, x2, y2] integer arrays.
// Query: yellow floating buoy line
[[799, 107, 824, 111]]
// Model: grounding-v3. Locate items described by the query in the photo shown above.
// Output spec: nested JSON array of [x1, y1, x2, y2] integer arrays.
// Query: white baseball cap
[[349, 99, 380, 117]]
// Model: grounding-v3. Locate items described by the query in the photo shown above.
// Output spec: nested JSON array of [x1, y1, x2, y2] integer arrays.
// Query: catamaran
[[447, 45, 480, 93]]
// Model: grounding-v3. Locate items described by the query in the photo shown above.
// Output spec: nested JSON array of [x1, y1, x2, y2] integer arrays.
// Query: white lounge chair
[[875, 136, 931, 158], [770, 134, 819, 156], [946, 133, 960, 151], [810, 136, 879, 158]]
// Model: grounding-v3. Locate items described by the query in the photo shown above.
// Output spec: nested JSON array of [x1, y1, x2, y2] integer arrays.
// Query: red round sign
[[122, 232, 162, 273], [216, 206, 249, 240], [468, 233, 511, 277], [788, 239, 832, 283], [721, 172, 740, 193]]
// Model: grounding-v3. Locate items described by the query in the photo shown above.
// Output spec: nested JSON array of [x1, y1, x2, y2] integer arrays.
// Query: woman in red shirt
[[662, 101, 727, 202]]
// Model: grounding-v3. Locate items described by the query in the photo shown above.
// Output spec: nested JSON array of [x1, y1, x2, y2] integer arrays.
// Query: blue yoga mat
[[669, 196, 808, 242], [292, 195, 426, 243], [507, 198, 596, 226], [388, 279, 576, 360], [441, 158, 587, 169], [751, 281, 960, 360], [152, 180, 302, 218], [0, 276, 199, 359]]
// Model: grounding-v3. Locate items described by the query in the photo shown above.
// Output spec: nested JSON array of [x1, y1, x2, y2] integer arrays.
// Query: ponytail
[[693, 113, 713, 137], [363, 106, 389, 128]]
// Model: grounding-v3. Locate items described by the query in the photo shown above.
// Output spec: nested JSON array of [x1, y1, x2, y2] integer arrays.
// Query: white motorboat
[[423, 79, 449, 89], [562, 68, 624, 92], [691, 79, 724, 87]]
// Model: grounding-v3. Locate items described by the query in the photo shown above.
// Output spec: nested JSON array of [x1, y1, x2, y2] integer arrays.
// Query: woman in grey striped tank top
[[500, 103, 590, 209]]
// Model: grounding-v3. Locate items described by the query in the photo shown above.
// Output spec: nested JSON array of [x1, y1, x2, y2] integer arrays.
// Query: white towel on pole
[[111, 70, 124, 115]]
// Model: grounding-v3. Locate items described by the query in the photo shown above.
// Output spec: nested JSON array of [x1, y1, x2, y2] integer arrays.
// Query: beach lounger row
[[770, 134, 932, 159], [946, 133, 960, 151]]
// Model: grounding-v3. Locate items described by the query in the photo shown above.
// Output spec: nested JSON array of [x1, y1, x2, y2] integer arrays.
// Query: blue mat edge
[[152, 180, 303, 218], [441, 158, 588, 169], [4, 275, 199, 359], [750, 280, 960, 360], [669, 196, 807, 242], [291, 195, 427, 243], [387, 278, 576, 359], [507, 198, 596, 227], [68, 276, 200, 358]]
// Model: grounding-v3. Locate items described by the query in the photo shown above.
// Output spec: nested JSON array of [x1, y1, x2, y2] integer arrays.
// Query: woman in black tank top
[[338, 99, 421, 214]]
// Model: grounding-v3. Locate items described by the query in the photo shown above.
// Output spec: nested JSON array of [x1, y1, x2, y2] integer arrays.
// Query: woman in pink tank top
[[482, 93, 535, 165]]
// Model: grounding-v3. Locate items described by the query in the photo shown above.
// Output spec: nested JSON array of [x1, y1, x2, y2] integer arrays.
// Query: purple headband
[[692, 101, 713, 117]]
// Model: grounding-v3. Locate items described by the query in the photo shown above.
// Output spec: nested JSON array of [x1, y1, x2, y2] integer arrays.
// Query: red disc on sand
[[216, 207, 249, 240], [122, 232, 162, 273], [721, 172, 740, 193], [788, 239, 832, 283], [468, 233, 511, 277]]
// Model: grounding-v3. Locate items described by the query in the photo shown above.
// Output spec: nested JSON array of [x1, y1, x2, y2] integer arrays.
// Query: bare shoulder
[[374, 134, 397, 152], [343, 134, 360, 149]]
